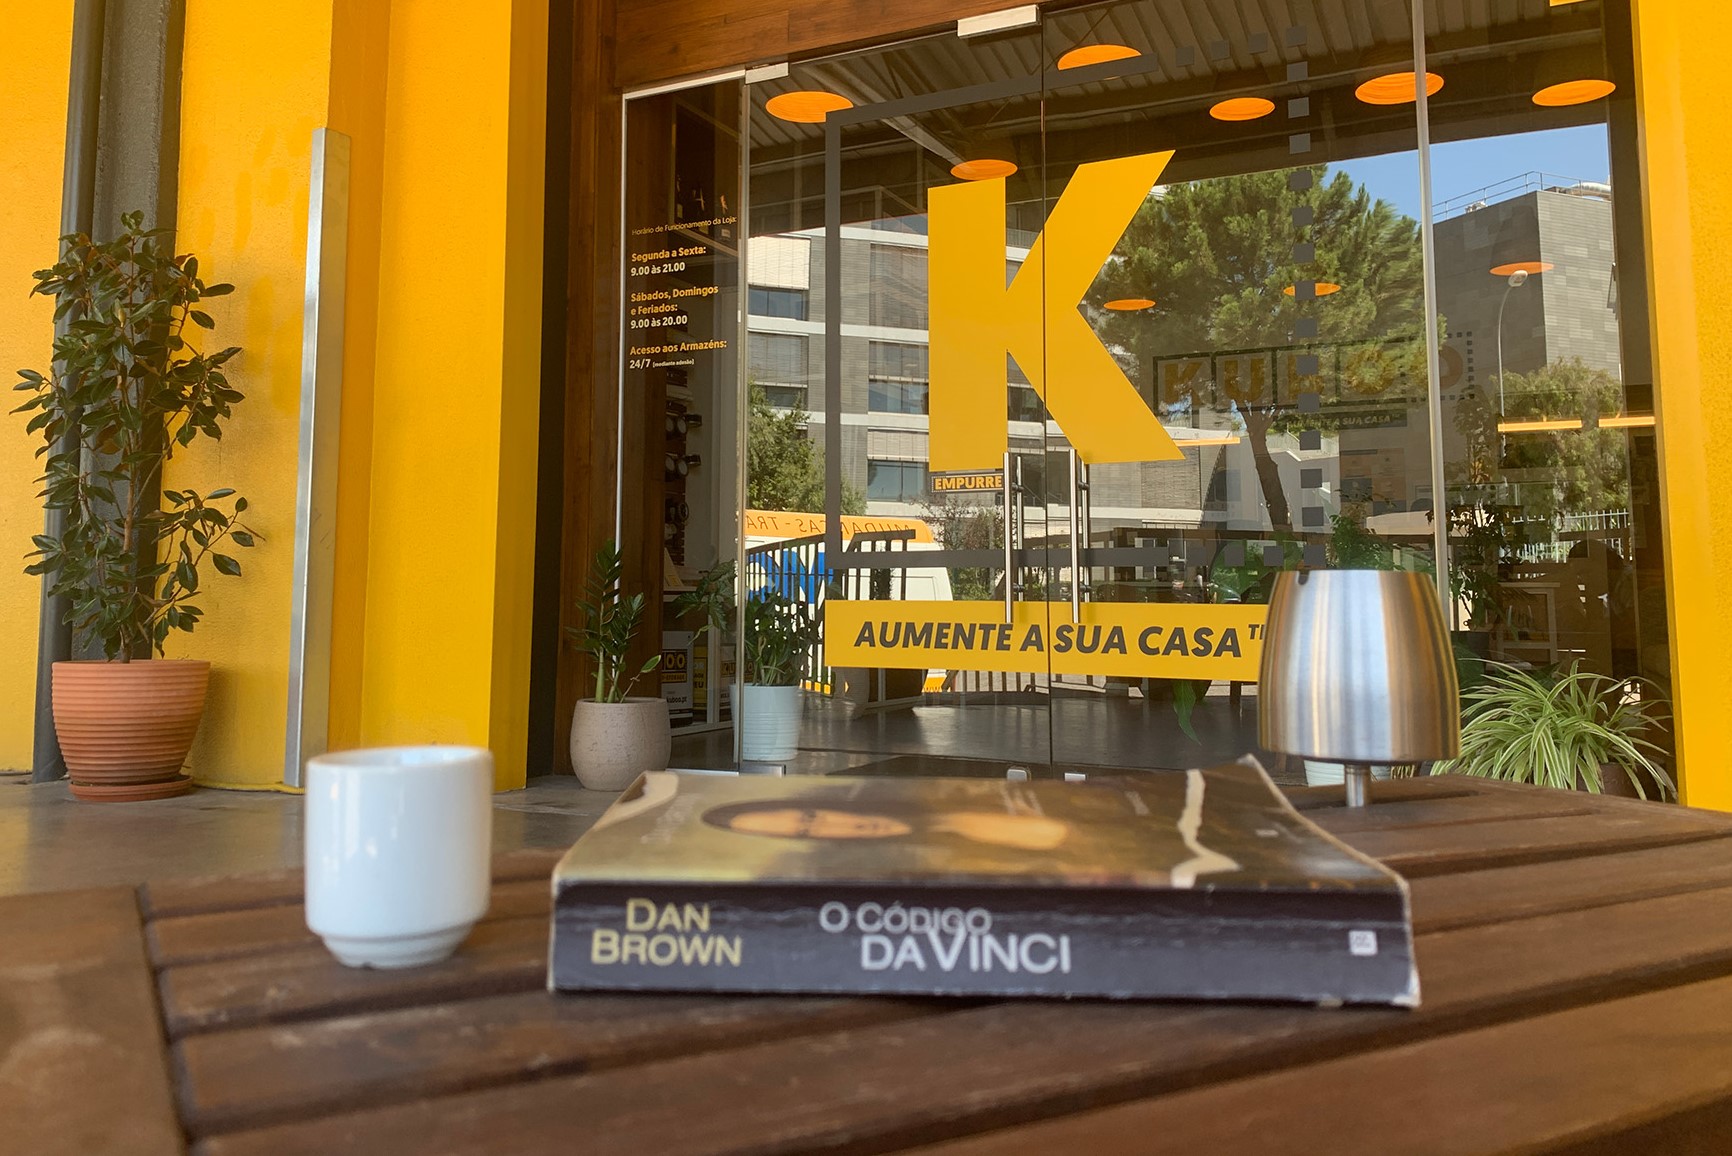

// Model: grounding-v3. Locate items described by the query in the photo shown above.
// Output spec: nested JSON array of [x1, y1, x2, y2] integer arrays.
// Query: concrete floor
[[0, 774, 616, 898]]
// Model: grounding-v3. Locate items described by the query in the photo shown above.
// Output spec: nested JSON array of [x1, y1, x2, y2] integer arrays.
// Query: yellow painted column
[[171, 0, 337, 788], [323, 0, 391, 754], [1632, 0, 1732, 811], [358, 0, 545, 790], [0, 8, 72, 773]]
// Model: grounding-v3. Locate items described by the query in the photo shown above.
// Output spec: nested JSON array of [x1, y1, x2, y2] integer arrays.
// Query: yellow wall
[[172, 0, 335, 788], [356, 0, 544, 791], [0, 7, 72, 773], [323, 0, 391, 755], [0, 2, 544, 790], [1633, 0, 1732, 812]]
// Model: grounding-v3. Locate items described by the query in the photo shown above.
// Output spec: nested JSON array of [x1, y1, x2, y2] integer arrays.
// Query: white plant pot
[[1302, 760, 1394, 787], [569, 697, 671, 791], [740, 683, 803, 764]]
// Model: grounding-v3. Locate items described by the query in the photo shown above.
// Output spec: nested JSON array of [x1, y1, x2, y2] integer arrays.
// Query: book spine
[[550, 882, 1419, 1005]]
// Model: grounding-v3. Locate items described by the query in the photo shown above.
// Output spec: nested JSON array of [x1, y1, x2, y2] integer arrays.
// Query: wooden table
[[8, 776, 1732, 1155]]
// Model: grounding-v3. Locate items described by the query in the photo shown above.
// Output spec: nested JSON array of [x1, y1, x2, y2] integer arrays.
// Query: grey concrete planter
[[569, 697, 671, 790]]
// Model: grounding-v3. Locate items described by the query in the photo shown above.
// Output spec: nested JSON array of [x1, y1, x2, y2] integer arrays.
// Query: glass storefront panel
[[1426, 0, 1671, 761], [625, 0, 1673, 782], [619, 80, 745, 769], [744, 20, 1061, 775], [1039, 0, 1429, 772]]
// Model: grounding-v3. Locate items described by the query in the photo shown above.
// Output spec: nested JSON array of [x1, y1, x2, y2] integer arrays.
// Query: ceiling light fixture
[[1284, 282, 1343, 297], [1103, 297, 1156, 311], [1355, 71, 1444, 106], [765, 90, 855, 123], [1057, 44, 1141, 70], [1489, 260, 1555, 276], [951, 158, 1018, 181], [1178, 435, 1244, 448], [1533, 79, 1616, 107], [1210, 97, 1276, 121]]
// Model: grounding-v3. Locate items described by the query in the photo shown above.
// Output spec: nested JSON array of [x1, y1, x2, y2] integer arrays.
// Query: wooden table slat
[[148, 878, 551, 968], [0, 888, 184, 1156], [905, 974, 1732, 1156], [1408, 836, 1732, 934], [159, 915, 548, 1036], [1308, 791, 1597, 834], [187, 883, 1732, 1156], [1331, 808, 1732, 876], [1282, 777, 1486, 810], [141, 848, 561, 919], [177, 991, 948, 1137]]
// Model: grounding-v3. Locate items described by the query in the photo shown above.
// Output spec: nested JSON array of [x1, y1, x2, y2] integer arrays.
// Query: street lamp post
[[1495, 268, 1530, 416]]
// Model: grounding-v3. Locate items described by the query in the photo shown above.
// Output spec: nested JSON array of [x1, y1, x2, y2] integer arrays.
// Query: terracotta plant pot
[[52, 659, 209, 802], [569, 697, 671, 790]]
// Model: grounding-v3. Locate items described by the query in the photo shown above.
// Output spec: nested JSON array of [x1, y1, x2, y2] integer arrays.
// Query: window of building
[[749, 332, 808, 406], [866, 460, 927, 503], [869, 382, 929, 414], [869, 341, 929, 414], [748, 286, 808, 320], [869, 245, 928, 329]]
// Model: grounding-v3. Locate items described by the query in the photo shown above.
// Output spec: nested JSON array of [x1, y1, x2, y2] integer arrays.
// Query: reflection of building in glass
[[1434, 175, 1632, 552], [748, 218, 1369, 539], [1436, 177, 1621, 387]]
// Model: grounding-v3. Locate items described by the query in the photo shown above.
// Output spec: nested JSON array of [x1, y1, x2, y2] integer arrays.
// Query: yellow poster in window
[[825, 600, 1267, 680]]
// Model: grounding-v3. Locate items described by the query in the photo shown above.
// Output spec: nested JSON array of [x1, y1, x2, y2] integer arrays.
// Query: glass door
[[1039, 0, 1431, 776], [743, 17, 1064, 776]]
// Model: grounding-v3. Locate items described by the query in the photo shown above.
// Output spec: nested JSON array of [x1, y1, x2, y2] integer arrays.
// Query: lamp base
[[1344, 762, 1372, 808]]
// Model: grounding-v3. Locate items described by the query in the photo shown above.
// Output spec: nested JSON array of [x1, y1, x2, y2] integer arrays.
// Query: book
[[548, 759, 1419, 1005]]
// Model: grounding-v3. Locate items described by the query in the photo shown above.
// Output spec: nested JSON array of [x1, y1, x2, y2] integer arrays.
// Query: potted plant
[[566, 540, 668, 789], [740, 589, 820, 764], [1433, 660, 1674, 799], [14, 213, 256, 801]]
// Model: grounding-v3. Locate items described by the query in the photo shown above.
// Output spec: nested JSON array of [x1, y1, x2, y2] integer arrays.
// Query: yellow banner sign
[[826, 601, 1267, 680], [930, 471, 1003, 493], [743, 510, 935, 543]]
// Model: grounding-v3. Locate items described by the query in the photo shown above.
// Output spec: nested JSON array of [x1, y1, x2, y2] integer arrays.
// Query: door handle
[[1068, 448, 1082, 624], [1003, 450, 1016, 624]]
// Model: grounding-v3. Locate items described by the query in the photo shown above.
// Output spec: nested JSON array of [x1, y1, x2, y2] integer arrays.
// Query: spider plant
[[1434, 661, 1673, 799]]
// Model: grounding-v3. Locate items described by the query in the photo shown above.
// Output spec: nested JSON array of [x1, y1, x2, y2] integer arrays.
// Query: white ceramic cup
[[305, 745, 493, 968]]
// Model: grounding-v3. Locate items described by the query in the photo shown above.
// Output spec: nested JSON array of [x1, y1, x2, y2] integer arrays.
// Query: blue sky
[[1331, 125, 1612, 222]]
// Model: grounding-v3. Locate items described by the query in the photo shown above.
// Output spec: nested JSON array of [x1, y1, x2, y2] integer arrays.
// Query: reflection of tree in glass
[[1448, 358, 1632, 630], [1091, 167, 1425, 531], [919, 500, 1001, 601], [1460, 358, 1631, 520], [747, 384, 865, 515]]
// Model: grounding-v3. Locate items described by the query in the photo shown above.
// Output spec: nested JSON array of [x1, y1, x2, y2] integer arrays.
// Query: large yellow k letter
[[928, 151, 1182, 470]]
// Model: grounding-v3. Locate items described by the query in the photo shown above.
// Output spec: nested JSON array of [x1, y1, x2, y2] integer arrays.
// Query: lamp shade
[[1259, 570, 1460, 764]]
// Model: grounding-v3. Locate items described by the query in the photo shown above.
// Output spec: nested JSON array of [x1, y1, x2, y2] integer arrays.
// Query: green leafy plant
[[672, 559, 735, 633], [743, 590, 820, 686], [1434, 661, 1674, 799], [14, 212, 256, 660], [1327, 507, 1398, 570], [567, 540, 659, 703]]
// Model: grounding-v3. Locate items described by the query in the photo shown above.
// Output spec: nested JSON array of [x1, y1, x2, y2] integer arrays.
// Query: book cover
[[548, 759, 1419, 1005]]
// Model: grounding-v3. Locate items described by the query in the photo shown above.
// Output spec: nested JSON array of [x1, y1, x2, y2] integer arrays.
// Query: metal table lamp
[[1259, 570, 1460, 807]]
